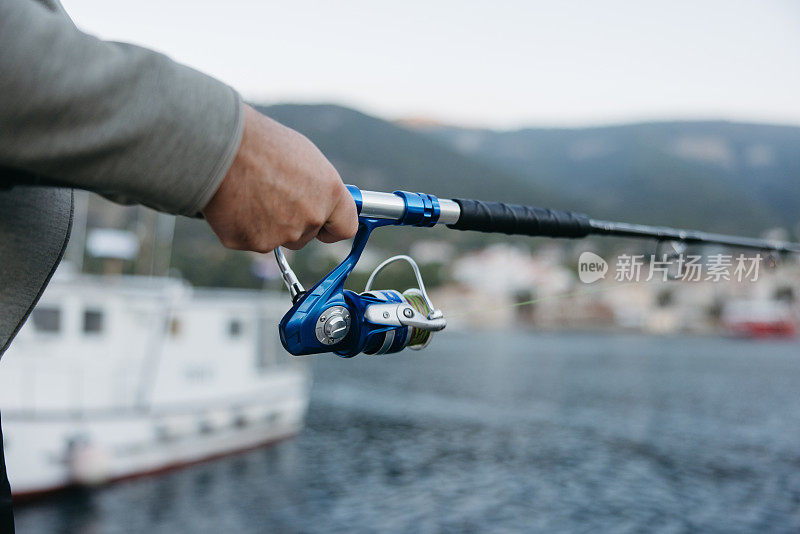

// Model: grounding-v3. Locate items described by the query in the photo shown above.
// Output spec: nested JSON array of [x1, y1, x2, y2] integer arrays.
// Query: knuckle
[[224, 230, 274, 254], [220, 235, 244, 251], [249, 236, 274, 254], [321, 167, 341, 188], [308, 211, 326, 229], [328, 167, 342, 183], [298, 204, 324, 229], [284, 228, 304, 244], [241, 233, 261, 251]]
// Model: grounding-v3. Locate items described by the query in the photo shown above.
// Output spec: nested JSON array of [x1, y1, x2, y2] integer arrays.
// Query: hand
[[202, 104, 358, 252]]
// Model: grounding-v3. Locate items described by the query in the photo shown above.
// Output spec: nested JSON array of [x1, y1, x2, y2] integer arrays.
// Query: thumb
[[317, 188, 358, 243]]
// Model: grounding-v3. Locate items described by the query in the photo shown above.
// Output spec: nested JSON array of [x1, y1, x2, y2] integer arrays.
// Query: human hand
[[202, 104, 358, 252]]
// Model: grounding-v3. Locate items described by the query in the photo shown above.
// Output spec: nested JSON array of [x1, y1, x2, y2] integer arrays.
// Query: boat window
[[228, 319, 243, 338], [83, 309, 104, 334], [31, 307, 61, 333]]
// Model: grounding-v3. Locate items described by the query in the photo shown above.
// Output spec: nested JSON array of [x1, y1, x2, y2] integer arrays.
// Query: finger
[[320, 188, 358, 242], [317, 225, 349, 244], [282, 227, 320, 251]]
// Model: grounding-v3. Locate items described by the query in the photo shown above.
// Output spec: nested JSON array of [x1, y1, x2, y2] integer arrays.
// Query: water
[[15, 332, 800, 533]]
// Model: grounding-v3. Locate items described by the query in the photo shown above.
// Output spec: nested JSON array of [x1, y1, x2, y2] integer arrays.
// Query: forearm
[[0, 0, 243, 215]]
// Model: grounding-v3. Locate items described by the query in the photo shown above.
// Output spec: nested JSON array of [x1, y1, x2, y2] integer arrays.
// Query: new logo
[[578, 252, 608, 283]]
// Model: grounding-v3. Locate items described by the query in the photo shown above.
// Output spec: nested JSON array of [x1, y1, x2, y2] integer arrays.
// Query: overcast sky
[[63, 0, 800, 128]]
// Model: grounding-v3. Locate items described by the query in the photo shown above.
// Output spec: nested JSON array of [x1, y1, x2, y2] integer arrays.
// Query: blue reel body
[[278, 188, 444, 357]]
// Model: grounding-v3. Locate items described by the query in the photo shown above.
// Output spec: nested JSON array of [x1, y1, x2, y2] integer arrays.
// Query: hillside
[[416, 121, 800, 235], [256, 104, 559, 205]]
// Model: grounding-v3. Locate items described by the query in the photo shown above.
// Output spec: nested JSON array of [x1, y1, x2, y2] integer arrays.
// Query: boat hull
[[5, 390, 307, 498]]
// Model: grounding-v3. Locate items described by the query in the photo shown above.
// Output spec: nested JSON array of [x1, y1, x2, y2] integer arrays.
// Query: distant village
[[416, 241, 800, 337]]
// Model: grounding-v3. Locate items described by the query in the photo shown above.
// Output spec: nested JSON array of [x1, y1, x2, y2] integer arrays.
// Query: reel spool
[[357, 288, 435, 354], [360, 255, 441, 355], [401, 289, 436, 350]]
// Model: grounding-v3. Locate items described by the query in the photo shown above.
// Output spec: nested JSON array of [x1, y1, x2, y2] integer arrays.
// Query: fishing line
[[445, 281, 638, 318]]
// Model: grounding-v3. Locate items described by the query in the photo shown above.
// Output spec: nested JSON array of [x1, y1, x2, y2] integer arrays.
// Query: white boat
[[0, 269, 310, 498]]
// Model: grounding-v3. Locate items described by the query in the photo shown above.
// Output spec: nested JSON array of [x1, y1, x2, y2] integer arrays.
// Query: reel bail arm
[[273, 247, 305, 303]]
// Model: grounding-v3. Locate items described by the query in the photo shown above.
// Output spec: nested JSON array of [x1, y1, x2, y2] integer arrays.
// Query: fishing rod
[[274, 185, 800, 357]]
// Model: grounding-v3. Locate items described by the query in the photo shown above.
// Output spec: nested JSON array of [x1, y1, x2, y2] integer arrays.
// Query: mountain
[[255, 104, 559, 205], [414, 121, 800, 235]]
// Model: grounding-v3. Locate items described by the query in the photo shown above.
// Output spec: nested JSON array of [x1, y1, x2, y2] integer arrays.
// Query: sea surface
[[15, 331, 800, 533]]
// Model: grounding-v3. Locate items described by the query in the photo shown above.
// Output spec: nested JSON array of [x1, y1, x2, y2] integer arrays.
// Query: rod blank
[[351, 187, 800, 254], [589, 219, 800, 254]]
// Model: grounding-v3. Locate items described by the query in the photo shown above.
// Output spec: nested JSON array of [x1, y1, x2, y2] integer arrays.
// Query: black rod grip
[[447, 199, 592, 238]]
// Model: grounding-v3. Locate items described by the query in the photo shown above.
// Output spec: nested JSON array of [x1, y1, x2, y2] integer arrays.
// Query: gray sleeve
[[0, 0, 244, 216]]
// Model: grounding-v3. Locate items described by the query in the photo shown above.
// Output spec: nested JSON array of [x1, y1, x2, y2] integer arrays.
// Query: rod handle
[[447, 198, 592, 238]]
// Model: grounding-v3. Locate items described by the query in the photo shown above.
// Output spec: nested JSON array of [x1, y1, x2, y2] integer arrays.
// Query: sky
[[63, 0, 800, 128]]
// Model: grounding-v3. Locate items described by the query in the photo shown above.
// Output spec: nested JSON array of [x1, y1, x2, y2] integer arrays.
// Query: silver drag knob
[[315, 306, 351, 345], [325, 315, 348, 339]]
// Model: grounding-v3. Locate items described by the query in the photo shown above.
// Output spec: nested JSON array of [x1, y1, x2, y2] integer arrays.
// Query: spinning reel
[[274, 194, 447, 357]]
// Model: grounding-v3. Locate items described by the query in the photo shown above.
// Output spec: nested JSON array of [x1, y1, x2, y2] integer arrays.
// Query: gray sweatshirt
[[0, 0, 245, 355]]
